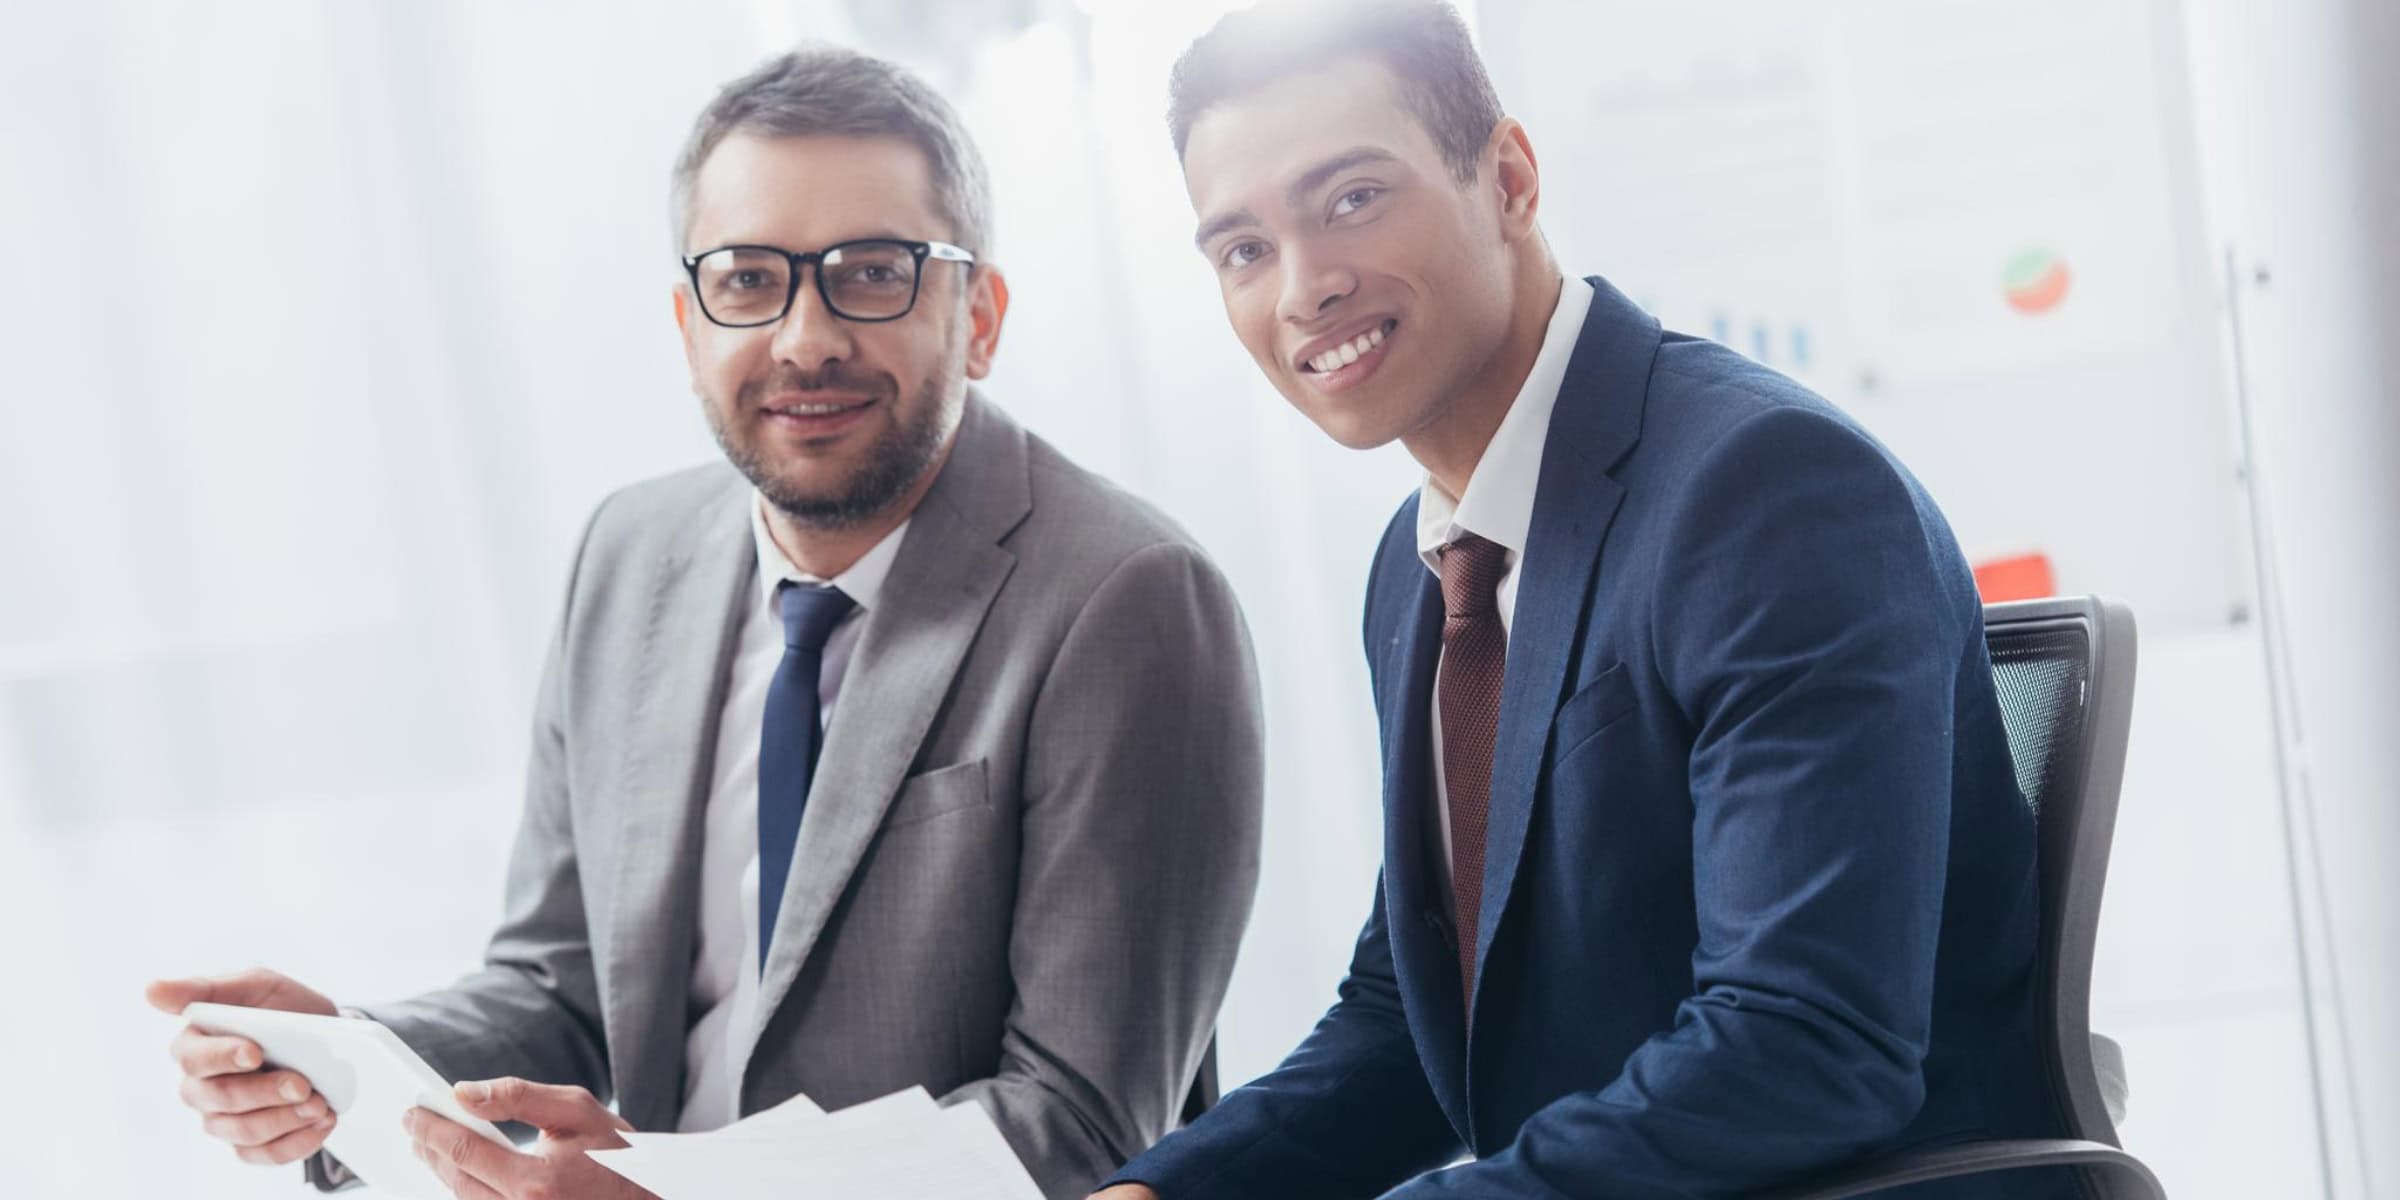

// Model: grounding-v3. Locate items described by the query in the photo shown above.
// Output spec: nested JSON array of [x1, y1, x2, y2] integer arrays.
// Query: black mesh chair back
[[1752, 597, 2162, 1199], [1986, 597, 2137, 1157]]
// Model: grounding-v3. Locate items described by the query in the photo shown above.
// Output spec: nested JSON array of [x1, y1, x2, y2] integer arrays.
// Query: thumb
[[455, 1078, 606, 1135], [147, 968, 330, 1016], [144, 974, 249, 1015], [145, 977, 213, 1015]]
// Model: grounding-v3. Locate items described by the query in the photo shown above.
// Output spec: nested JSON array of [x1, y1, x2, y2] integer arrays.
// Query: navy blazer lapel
[[1471, 278, 1658, 1005], [1372, 525, 1470, 1133]]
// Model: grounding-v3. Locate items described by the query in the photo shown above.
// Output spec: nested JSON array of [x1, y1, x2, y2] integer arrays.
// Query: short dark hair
[[671, 45, 993, 256], [1167, 0, 1504, 186]]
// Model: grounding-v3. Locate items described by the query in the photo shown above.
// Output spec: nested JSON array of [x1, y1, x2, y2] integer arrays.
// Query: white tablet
[[181, 1002, 515, 1200]]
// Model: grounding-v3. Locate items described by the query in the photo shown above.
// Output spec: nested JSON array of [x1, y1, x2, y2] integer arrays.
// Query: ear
[[1487, 117, 1541, 243], [672, 286, 701, 372], [962, 265, 1010, 381]]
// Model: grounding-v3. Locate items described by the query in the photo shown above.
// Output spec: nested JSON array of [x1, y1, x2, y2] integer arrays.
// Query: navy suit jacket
[[1114, 279, 2069, 1199]]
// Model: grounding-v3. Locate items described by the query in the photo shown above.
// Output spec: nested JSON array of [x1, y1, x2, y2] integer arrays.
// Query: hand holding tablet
[[175, 1001, 514, 1200], [147, 970, 344, 1168]]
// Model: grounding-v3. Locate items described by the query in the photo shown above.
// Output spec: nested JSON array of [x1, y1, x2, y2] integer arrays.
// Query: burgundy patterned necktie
[[1437, 533, 1509, 1016]]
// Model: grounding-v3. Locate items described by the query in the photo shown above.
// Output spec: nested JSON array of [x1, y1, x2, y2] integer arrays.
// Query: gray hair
[[670, 45, 994, 257]]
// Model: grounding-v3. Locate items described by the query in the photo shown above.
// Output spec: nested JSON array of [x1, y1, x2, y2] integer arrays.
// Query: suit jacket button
[[1422, 908, 1456, 947]]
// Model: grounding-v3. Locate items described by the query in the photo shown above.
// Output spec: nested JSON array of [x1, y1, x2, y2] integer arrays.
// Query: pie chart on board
[[2002, 248, 2072, 315]]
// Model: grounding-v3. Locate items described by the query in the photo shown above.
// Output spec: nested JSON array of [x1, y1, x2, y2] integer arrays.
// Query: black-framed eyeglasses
[[679, 238, 975, 327]]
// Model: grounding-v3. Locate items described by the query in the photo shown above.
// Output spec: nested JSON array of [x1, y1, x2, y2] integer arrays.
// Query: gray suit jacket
[[359, 394, 1264, 1197]]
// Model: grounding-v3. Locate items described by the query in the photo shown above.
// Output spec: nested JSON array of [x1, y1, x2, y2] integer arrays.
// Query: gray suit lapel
[[751, 393, 1032, 1047], [602, 482, 754, 1131]]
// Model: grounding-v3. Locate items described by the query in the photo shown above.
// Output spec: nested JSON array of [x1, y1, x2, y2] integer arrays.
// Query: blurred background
[[2, 0, 2394, 1196]]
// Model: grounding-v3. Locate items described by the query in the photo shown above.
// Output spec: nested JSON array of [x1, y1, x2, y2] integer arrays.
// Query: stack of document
[[586, 1087, 1042, 1199]]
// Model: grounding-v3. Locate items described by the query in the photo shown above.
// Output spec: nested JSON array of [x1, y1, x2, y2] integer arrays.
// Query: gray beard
[[713, 366, 957, 531]]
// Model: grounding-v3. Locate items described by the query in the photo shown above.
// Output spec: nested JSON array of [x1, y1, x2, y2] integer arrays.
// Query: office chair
[[1754, 597, 2165, 1199]]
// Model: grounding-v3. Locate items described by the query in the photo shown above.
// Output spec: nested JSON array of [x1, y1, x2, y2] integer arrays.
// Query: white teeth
[[779, 403, 852, 415], [1306, 323, 1391, 374]]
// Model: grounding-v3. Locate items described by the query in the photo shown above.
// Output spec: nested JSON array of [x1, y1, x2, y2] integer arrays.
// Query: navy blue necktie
[[757, 581, 856, 971]]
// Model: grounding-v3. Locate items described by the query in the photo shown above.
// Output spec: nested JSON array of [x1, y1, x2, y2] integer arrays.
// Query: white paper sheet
[[586, 1087, 1041, 1200]]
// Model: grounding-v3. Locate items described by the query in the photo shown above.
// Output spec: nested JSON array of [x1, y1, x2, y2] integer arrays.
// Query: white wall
[[2, 2, 2391, 1198], [2180, 0, 2400, 1191]]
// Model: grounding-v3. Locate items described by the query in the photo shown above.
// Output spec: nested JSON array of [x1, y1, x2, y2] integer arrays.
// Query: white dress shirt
[[1416, 275, 1594, 889], [676, 496, 910, 1132]]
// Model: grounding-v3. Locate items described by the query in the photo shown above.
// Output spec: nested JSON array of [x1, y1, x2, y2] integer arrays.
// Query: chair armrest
[[1747, 1138, 2166, 1200], [2092, 1032, 2130, 1126]]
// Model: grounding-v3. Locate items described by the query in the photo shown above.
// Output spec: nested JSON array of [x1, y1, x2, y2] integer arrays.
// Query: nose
[[767, 266, 857, 371], [1275, 242, 1357, 328]]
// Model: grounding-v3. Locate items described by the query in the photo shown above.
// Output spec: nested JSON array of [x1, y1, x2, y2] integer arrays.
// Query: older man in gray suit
[[146, 46, 1263, 1200]]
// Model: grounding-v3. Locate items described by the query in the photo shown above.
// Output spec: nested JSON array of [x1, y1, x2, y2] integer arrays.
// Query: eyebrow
[[1193, 207, 1260, 252], [689, 230, 925, 255], [1284, 145, 1401, 209], [1190, 144, 1404, 251]]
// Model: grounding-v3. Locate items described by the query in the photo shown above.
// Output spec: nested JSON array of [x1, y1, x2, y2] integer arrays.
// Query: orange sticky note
[[1973, 553, 2056, 603]]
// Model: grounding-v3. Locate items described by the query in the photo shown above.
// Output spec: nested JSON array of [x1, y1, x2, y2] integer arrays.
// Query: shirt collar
[[1416, 275, 1595, 574], [748, 493, 909, 614]]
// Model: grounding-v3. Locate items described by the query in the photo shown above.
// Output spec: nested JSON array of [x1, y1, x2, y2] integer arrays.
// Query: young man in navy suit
[[1096, 2, 2070, 1197]]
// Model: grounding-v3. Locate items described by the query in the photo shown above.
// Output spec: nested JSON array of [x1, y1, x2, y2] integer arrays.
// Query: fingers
[[455, 1076, 609, 1135], [180, 1067, 315, 1114], [152, 968, 344, 1169], [423, 1151, 508, 1200], [230, 1113, 336, 1167], [408, 1107, 524, 1197], [180, 1064, 333, 1159], [201, 1094, 334, 1148], [170, 1025, 268, 1079]]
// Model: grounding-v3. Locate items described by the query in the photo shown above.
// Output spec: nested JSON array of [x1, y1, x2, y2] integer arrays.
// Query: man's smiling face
[[1181, 57, 1515, 450], [677, 132, 988, 527]]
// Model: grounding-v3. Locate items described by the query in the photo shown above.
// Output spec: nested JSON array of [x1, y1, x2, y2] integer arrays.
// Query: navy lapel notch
[[1468, 277, 1659, 1007]]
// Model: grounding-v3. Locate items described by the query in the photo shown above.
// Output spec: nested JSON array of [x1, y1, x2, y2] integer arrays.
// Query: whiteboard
[[1479, 0, 2250, 634]]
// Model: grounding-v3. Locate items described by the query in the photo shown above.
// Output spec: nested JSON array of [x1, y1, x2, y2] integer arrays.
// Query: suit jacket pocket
[[883, 758, 991, 831], [1550, 662, 1637, 766]]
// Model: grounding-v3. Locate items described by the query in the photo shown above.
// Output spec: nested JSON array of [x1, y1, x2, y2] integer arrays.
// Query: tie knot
[[777, 582, 856, 653], [1438, 534, 1508, 619]]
